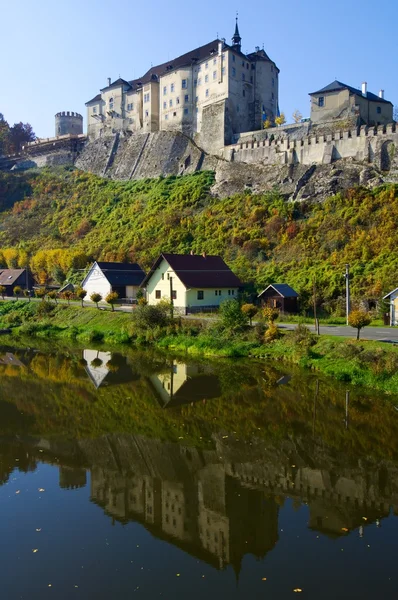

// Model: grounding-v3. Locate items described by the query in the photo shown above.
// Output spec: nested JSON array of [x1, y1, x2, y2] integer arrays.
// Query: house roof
[[0, 269, 26, 286], [383, 288, 398, 299], [90, 262, 146, 287], [309, 80, 392, 105], [258, 284, 299, 298], [141, 253, 242, 289]]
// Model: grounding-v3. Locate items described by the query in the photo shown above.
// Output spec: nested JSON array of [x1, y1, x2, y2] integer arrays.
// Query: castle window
[[171, 83, 175, 93], [165, 114, 168, 120], [222, 67, 225, 75], [109, 98, 114, 109], [194, 79, 197, 86], [271, 65, 274, 72], [184, 94, 189, 102], [163, 86, 167, 95], [205, 74, 209, 83], [213, 58, 217, 65], [377, 106, 381, 114], [127, 103, 133, 111], [250, 76, 253, 83], [169, 99, 173, 107], [205, 62, 208, 69], [272, 78, 274, 87], [232, 67, 236, 77], [197, 290, 204, 300], [196, 107, 199, 113], [213, 71, 217, 80], [173, 112, 177, 117], [205, 89, 209, 97], [182, 79, 187, 89], [243, 89, 246, 97], [163, 101, 167, 109], [144, 93, 150, 103], [198, 78, 202, 86], [242, 60, 245, 67], [145, 110, 149, 117], [272, 93, 274, 99], [184, 108, 189, 115], [93, 106, 97, 114], [176, 97, 180, 104], [318, 96, 325, 107], [195, 96, 198, 102], [237, 105, 240, 112], [232, 55, 235, 62], [242, 73, 245, 81]]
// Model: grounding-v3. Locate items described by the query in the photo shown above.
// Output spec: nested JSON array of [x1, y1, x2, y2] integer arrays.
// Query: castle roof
[[86, 93, 102, 105], [100, 78, 132, 92], [309, 80, 392, 104]]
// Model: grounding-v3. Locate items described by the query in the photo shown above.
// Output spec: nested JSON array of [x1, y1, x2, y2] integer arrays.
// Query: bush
[[219, 299, 248, 331], [241, 303, 257, 325], [262, 306, 280, 323], [105, 291, 119, 311], [264, 322, 282, 342], [37, 300, 55, 317], [13, 286, 22, 299], [75, 287, 87, 307], [90, 292, 102, 308], [348, 309, 372, 340], [131, 303, 170, 331]]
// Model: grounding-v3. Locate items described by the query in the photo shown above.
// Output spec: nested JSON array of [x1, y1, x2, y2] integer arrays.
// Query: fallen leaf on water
[[293, 589, 303, 593], [15, 490, 20, 495], [38, 488, 45, 492], [48, 584, 52, 587], [176, 573, 180, 577], [32, 549, 38, 553], [341, 527, 349, 532], [262, 577, 267, 581], [36, 528, 41, 532], [362, 517, 368, 521]]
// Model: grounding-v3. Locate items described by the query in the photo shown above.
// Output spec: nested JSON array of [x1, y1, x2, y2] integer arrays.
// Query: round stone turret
[[55, 111, 83, 136]]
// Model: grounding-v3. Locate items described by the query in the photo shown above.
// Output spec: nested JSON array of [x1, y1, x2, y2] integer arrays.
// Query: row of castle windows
[[198, 58, 218, 71], [163, 80, 188, 95], [163, 94, 189, 109]]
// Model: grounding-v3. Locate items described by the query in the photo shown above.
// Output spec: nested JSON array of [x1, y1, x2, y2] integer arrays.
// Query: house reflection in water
[[83, 350, 139, 389], [0, 353, 25, 367], [149, 361, 222, 408]]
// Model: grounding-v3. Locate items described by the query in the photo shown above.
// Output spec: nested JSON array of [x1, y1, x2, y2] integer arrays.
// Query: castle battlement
[[55, 111, 83, 119]]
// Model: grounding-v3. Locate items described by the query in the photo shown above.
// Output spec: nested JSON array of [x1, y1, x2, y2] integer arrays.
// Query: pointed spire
[[232, 13, 241, 51]]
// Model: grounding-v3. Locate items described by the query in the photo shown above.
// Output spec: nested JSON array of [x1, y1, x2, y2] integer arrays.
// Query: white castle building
[[85, 20, 279, 152]]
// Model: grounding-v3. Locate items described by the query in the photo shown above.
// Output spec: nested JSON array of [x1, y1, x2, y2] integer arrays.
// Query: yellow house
[[141, 252, 242, 314], [383, 288, 398, 326]]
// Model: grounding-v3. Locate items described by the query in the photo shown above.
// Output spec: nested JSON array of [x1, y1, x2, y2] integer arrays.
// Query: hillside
[[0, 166, 397, 310]]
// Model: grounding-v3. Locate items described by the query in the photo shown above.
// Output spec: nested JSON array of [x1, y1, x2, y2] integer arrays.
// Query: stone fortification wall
[[226, 122, 398, 170]]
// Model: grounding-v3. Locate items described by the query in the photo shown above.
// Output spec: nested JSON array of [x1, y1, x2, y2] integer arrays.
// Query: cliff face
[[73, 130, 397, 201]]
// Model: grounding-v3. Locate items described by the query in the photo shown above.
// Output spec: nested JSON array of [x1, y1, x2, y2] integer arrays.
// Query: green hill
[[0, 166, 397, 310]]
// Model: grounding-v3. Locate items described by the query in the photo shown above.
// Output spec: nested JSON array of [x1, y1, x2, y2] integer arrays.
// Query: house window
[[182, 79, 187, 89], [205, 74, 209, 83], [232, 67, 236, 77], [215, 290, 218, 296], [205, 89, 209, 97], [155, 290, 161, 299], [93, 106, 97, 113], [109, 97, 114, 109], [163, 101, 167, 109], [228, 290, 231, 295], [377, 106, 381, 114], [172, 290, 177, 300], [161, 273, 164, 280], [169, 99, 173, 107], [197, 290, 204, 300], [231, 289, 235, 295], [163, 86, 167, 95], [318, 96, 325, 107], [171, 83, 175, 93], [213, 71, 217, 80], [184, 94, 189, 102]]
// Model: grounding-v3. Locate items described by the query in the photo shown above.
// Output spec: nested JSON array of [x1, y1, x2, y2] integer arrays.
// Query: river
[[1, 341, 398, 599]]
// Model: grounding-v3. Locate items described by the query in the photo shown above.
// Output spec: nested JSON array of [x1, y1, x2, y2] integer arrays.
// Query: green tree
[[47, 290, 58, 304], [23, 289, 31, 302], [90, 292, 102, 309], [0, 285, 6, 300], [7, 122, 35, 153], [0, 114, 10, 155], [76, 287, 87, 308], [105, 291, 119, 312], [13, 285, 22, 300], [241, 303, 257, 326], [348, 309, 372, 340], [219, 299, 248, 330]]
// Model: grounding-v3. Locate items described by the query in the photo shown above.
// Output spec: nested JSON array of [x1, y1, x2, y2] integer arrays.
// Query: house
[[82, 261, 146, 302], [141, 253, 242, 313], [309, 80, 393, 126], [0, 269, 33, 296], [383, 288, 398, 326], [258, 284, 299, 313]]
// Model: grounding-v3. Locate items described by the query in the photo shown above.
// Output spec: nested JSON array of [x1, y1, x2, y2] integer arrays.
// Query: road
[[278, 323, 398, 342]]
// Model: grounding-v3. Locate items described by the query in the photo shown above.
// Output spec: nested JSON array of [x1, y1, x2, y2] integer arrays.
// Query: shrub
[[131, 303, 170, 330], [262, 306, 280, 323], [61, 290, 73, 305], [105, 291, 119, 311], [35, 288, 47, 301], [47, 290, 58, 304], [37, 300, 55, 317], [75, 287, 87, 308], [348, 309, 372, 340], [0, 285, 6, 299], [23, 289, 31, 302], [13, 286, 22, 300], [264, 322, 282, 342], [219, 299, 248, 331], [90, 292, 103, 309], [241, 303, 257, 326]]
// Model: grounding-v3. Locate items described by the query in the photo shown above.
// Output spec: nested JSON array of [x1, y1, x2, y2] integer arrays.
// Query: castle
[[85, 19, 279, 153]]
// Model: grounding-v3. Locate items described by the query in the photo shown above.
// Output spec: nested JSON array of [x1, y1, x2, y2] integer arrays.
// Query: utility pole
[[345, 264, 350, 325], [169, 275, 174, 320], [313, 278, 319, 335]]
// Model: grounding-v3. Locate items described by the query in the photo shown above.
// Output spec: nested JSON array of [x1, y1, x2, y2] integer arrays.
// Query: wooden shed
[[258, 284, 299, 314]]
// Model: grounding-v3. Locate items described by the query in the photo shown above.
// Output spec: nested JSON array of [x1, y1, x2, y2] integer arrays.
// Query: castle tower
[[231, 17, 241, 52], [55, 111, 83, 137]]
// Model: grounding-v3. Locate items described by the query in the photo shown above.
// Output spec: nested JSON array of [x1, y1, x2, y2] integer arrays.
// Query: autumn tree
[[105, 291, 119, 312], [23, 289, 31, 302], [13, 286, 22, 300], [275, 113, 286, 126], [0, 285, 6, 299], [47, 290, 58, 304], [292, 109, 303, 123], [61, 290, 73, 305], [90, 292, 102, 309], [262, 305, 280, 323], [35, 288, 47, 301], [76, 288, 87, 308], [241, 303, 257, 326], [263, 118, 273, 129], [348, 309, 372, 340]]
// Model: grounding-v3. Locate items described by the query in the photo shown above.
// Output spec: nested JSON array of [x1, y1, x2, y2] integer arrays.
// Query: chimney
[[379, 89, 385, 99], [255, 46, 260, 52], [107, 77, 111, 87], [361, 81, 367, 97], [218, 40, 223, 55], [202, 251, 206, 258]]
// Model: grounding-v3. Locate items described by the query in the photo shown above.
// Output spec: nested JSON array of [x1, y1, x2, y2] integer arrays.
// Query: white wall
[[83, 264, 111, 301]]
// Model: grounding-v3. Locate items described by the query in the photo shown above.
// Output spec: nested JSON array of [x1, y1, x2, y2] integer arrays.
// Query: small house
[[82, 261, 146, 303], [141, 253, 242, 313], [0, 269, 33, 297], [258, 284, 299, 313], [383, 288, 398, 326]]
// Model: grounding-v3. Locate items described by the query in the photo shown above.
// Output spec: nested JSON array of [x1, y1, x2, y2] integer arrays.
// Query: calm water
[[1, 343, 398, 599]]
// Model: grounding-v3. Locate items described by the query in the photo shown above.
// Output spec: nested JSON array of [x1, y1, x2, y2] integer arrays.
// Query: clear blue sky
[[1, 0, 396, 137]]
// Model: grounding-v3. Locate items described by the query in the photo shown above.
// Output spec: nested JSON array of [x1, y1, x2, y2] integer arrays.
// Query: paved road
[[279, 323, 398, 342]]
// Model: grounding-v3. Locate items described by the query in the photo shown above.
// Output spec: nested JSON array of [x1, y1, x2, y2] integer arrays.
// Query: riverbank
[[2, 300, 398, 395]]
